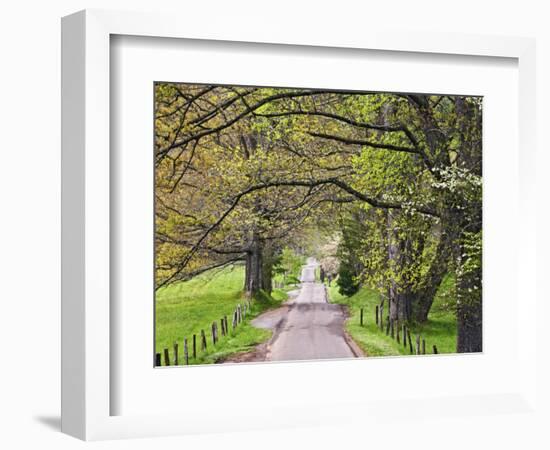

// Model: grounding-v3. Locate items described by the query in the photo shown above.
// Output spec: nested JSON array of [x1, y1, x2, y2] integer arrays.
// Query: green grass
[[327, 274, 457, 357], [155, 265, 287, 365]]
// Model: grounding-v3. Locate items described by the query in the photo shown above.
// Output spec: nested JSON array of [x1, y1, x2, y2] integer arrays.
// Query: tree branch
[[156, 90, 345, 160], [309, 132, 419, 154]]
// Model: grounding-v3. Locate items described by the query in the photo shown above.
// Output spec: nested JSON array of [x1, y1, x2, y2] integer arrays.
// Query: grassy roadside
[[327, 274, 457, 357], [155, 265, 288, 365]]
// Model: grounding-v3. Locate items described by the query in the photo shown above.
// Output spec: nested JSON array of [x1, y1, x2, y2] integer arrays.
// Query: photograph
[[154, 83, 483, 366]]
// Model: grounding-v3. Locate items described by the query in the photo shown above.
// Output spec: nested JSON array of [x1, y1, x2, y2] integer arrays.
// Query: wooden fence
[[155, 300, 252, 367], [359, 305, 439, 355]]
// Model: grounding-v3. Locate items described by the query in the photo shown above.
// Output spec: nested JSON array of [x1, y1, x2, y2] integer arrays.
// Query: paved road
[[252, 257, 358, 361]]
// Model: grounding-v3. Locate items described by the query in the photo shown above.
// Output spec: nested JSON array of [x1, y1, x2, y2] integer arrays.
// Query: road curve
[[253, 257, 357, 362]]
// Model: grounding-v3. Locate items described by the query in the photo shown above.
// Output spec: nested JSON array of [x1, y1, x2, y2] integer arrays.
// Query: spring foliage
[[154, 84, 483, 351]]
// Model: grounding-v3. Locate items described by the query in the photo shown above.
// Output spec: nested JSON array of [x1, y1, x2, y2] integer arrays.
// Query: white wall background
[[0, 1, 548, 449]]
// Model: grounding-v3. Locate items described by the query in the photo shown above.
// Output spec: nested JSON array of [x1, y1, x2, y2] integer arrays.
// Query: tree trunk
[[389, 289, 412, 322], [244, 232, 263, 297], [455, 229, 482, 353], [244, 233, 275, 297], [456, 264, 482, 352], [261, 242, 274, 294], [409, 226, 452, 323], [387, 213, 412, 322]]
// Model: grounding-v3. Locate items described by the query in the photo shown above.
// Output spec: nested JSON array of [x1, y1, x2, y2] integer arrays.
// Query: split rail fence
[[155, 300, 252, 367], [359, 305, 439, 355]]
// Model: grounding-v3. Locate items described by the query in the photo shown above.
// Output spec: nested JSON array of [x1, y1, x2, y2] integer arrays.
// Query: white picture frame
[[61, 9, 538, 441]]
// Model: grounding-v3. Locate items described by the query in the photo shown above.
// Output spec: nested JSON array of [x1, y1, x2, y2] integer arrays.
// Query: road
[[251, 257, 359, 362]]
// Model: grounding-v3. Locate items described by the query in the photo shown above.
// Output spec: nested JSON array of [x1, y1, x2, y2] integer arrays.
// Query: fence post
[[163, 348, 170, 366], [390, 319, 395, 339], [173, 342, 179, 366], [416, 334, 421, 355], [422, 339, 426, 355], [433, 345, 438, 354], [221, 317, 226, 336], [192, 334, 197, 358], [360, 308, 364, 326], [375, 305, 379, 326], [211, 322, 216, 345], [155, 353, 161, 367], [224, 315, 228, 334], [201, 329, 207, 351], [402, 325, 407, 348], [407, 329, 413, 354], [380, 304, 384, 330], [385, 317, 390, 336], [184, 338, 189, 365], [233, 310, 237, 330], [396, 325, 400, 344]]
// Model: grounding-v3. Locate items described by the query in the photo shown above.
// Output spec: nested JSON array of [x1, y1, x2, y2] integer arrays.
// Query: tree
[[274, 247, 304, 286], [337, 262, 360, 297]]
